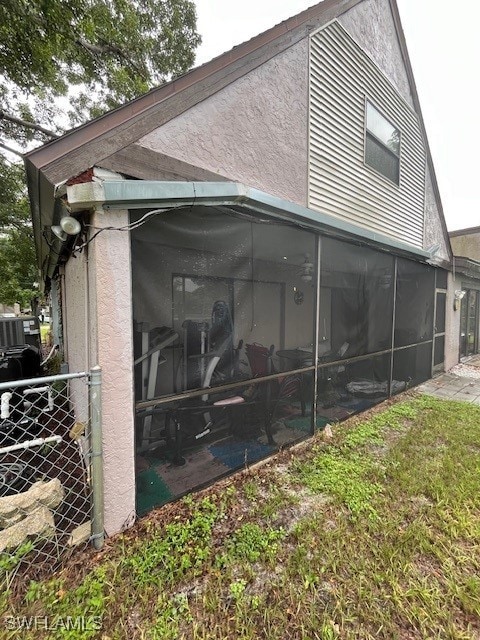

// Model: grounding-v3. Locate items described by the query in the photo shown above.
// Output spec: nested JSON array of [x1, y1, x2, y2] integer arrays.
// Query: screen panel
[[394, 259, 435, 347], [320, 237, 394, 363], [131, 207, 317, 398], [316, 353, 391, 424], [392, 342, 432, 391]]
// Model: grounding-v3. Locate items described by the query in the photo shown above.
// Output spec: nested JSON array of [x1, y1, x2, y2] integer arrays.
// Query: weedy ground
[[1, 393, 480, 639]]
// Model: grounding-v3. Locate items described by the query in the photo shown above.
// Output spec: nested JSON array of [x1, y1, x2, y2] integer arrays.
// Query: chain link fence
[[0, 369, 103, 587]]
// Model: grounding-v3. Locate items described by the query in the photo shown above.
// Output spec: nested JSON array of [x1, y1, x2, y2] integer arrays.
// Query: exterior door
[[460, 289, 479, 358], [433, 289, 446, 374], [467, 290, 479, 356]]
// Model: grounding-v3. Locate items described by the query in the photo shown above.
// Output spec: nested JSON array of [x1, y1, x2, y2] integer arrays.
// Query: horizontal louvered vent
[[308, 21, 426, 247]]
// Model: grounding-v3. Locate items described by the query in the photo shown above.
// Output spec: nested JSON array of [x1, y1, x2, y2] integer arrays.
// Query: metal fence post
[[89, 365, 104, 550]]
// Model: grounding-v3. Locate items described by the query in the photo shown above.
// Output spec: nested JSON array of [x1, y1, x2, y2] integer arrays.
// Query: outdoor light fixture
[[454, 289, 466, 311], [51, 215, 81, 242]]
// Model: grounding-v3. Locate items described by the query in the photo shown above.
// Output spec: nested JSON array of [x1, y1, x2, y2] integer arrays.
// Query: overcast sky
[[194, 0, 479, 232]]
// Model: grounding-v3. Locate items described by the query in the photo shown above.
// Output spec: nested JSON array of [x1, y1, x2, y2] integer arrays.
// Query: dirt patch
[[276, 491, 332, 532]]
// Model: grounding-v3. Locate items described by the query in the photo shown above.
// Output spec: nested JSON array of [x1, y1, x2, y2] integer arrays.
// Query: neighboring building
[[449, 227, 480, 359], [25, 0, 457, 535], [450, 226, 480, 261]]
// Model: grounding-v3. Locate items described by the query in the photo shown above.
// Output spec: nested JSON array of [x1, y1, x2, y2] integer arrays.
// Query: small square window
[[365, 101, 400, 185]]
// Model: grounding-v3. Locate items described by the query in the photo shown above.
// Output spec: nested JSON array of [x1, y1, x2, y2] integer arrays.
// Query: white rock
[[67, 521, 91, 547], [0, 479, 64, 529], [323, 424, 333, 439], [0, 505, 55, 552]]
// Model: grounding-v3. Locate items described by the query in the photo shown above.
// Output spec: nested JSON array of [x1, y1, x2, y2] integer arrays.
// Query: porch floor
[[418, 356, 480, 403]]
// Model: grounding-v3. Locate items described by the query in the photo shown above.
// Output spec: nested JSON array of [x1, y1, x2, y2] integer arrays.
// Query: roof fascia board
[[25, 163, 42, 267], [449, 226, 480, 238], [99, 180, 433, 261], [24, 0, 363, 185]]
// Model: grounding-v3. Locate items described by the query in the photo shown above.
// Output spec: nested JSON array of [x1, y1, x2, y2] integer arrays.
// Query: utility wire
[[73, 205, 194, 253]]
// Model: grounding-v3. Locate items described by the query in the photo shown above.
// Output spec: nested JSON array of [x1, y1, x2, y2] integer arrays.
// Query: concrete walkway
[[418, 356, 480, 404]]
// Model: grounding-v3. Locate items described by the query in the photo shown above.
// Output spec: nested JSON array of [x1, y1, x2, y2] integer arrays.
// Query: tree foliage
[[0, 227, 38, 309], [0, 0, 200, 134], [0, 0, 201, 306], [0, 158, 30, 229]]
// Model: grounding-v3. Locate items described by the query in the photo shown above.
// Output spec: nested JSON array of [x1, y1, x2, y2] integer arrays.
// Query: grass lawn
[[40, 323, 51, 345], [2, 393, 480, 639]]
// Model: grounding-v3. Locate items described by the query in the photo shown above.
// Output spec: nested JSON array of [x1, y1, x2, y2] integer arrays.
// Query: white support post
[[89, 208, 136, 536]]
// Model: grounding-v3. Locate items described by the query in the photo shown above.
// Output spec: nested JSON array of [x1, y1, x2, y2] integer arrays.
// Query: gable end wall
[[339, 0, 450, 261], [138, 40, 309, 207]]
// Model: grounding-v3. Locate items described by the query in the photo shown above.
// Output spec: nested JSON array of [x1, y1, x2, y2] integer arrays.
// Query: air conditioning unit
[[0, 316, 41, 350]]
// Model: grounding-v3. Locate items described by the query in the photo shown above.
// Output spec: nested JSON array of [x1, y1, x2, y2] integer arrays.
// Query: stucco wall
[[138, 39, 309, 207], [89, 209, 136, 535], [63, 250, 88, 423], [450, 233, 480, 262], [424, 168, 450, 262], [445, 271, 461, 370], [339, 0, 413, 107]]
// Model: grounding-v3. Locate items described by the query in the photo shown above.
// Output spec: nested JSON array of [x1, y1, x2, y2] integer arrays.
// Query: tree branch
[[76, 36, 148, 80], [0, 140, 24, 158], [75, 37, 107, 56], [0, 110, 59, 139]]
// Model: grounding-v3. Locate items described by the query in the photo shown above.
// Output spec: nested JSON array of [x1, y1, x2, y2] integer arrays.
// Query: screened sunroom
[[126, 183, 447, 514]]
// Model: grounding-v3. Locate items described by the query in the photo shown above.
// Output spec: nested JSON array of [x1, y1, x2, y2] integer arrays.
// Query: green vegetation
[[219, 522, 285, 565], [0, 0, 201, 306], [40, 324, 50, 345], [0, 161, 37, 308], [2, 394, 480, 639]]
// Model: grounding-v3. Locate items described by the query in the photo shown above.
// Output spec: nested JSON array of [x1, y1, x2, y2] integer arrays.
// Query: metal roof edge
[[101, 180, 433, 261]]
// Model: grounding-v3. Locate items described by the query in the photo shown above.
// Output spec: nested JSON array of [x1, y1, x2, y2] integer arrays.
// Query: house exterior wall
[[308, 20, 426, 249], [63, 250, 89, 423], [424, 168, 450, 262], [339, 0, 449, 262], [445, 272, 461, 370], [138, 39, 309, 207], [88, 209, 136, 535], [335, 0, 453, 352], [450, 233, 480, 262], [338, 0, 413, 107], [137, 2, 448, 262]]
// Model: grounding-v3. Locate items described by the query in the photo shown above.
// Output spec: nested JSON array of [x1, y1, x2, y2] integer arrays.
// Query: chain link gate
[[0, 367, 103, 586]]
